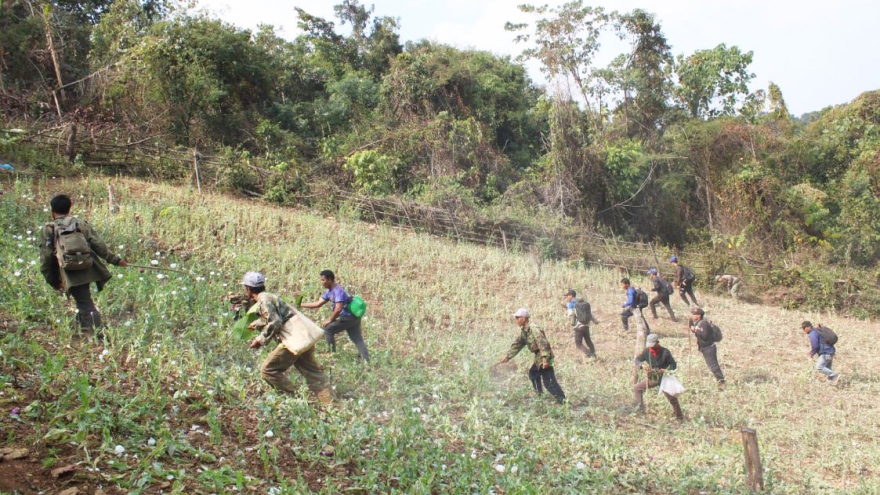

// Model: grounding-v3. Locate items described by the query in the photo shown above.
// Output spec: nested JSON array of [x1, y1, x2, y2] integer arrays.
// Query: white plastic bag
[[278, 309, 325, 356], [659, 374, 685, 397]]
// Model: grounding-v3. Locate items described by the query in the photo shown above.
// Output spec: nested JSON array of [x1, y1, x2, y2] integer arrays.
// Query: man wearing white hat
[[498, 308, 566, 404], [633, 333, 683, 421], [241, 271, 334, 405]]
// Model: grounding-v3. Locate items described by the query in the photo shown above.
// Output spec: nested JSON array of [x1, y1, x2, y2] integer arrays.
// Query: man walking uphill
[[633, 334, 683, 421], [648, 269, 677, 322], [301, 269, 370, 362], [688, 308, 726, 388], [801, 321, 841, 386], [498, 308, 566, 404], [620, 278, 650, 333], [39, 194, 128, 336], [671, 256, 698, 307], [242, 272, 334, 404], [564, 289, 599, 358]]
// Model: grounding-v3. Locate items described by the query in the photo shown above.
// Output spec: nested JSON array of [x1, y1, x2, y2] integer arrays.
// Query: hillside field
[[0, 176, 878, 494]]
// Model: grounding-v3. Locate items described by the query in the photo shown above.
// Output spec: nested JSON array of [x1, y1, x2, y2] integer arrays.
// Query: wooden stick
[[741, 428, 764, 491]]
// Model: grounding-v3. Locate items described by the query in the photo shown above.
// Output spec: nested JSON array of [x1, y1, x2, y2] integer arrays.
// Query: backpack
[[660, 279, 674, 296], [49, 217, 93, 271], [573, 299, 593, 326], [349, 295, 367, 318], [816, 325, 838, 346], [707, 320, 723, 343], [682, 266, 696, 283], [635, 288, 649, 309]]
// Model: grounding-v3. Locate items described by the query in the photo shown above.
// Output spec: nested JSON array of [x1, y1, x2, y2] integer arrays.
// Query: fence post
[[192, 148, 202, 194], [741, 428, 764, 491]]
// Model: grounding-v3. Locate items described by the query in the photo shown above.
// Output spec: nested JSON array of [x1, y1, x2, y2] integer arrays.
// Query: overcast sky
[[196, 0, 880, 116]]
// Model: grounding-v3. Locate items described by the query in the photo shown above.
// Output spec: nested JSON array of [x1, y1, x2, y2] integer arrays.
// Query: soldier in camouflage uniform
[[498, 308, 566, 404], [39, 194, 128, 336], [240, 272, 334, 404]]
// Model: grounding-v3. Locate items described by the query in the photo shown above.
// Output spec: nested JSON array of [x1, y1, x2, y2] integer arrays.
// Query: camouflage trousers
[[260, 344, 329, 394]]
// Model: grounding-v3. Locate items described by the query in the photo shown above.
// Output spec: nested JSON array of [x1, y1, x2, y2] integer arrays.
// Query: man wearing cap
[[620, 278, 650, 333], [670, 256, 698, 307], [241, 272, 334, 404], [715, 274, 742, 299], [801, 321, 840, 386], [633, 334, 683, 421], [564, 289, 599, 358], [498, 308, 566, 404], [301, 269, 370, 362], [648, 269, 677, 322], [688, 307, 726, 388]]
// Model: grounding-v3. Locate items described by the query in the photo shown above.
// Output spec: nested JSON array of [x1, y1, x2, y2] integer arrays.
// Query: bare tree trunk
[[41, 5, 64, 116]]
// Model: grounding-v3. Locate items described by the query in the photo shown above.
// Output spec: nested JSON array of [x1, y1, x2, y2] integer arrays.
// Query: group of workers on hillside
[[37, 194, 841, 419]]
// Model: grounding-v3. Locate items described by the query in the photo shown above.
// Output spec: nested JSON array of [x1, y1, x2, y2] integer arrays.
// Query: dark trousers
[[529, 364, 566, 404], [649, 294, 677, 321], [699, 344, 725, 383], [69, 283, 102, 331], [634, 379, 683, 419], [573, 325, 596, 357], [621, 308, 650, 333], [324, 315, 370, 362], [679, 280, 698, 306]]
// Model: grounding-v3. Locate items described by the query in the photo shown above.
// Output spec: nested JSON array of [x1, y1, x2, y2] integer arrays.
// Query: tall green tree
[[674, 43, 755, 119], [506, 1, 612, 135]]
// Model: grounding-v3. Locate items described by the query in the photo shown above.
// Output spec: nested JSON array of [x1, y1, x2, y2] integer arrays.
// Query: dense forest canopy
[[1, 0, 879, 280]]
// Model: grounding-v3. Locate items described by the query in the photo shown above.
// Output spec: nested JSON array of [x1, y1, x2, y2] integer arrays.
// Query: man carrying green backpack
[[39, 194, 128, 336], [301, 270, 371, 362]]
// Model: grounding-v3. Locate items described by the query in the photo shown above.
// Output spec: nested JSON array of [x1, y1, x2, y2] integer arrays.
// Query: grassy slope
[[0, 176, 878, 494]]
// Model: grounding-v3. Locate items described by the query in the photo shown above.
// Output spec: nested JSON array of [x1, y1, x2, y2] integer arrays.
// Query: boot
[[316, 388, 335, 405]]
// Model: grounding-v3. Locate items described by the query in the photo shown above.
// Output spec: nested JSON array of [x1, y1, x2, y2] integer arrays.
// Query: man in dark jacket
[[498, 308, 566, 404], [671, 256, 698, 306], [801, 321, 840, 386], [648, 269, 677, 322], [689, 307, 726, 388], [633, 334, 683, 421], [564, 289, 599, 358], [39, 194, 127, 335]]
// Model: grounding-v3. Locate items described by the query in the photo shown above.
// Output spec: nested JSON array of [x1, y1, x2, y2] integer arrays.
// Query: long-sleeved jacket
[[692, 319, 715, 349], [622, 287, 637, 308], [570, 298, 599, 328], [808, 328, 835, 356], [635, 346, 677, 383], [39, 215, 122, 294], [249, 292, 295, 344], [506, 324, 555, 368], [717, 274, 741, 289], [673, 265, 685, 286]]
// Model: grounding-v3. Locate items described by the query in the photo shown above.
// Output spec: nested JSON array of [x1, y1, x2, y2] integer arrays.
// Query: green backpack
[[50, 217, 93, 271], [349, 296, 367, 318]]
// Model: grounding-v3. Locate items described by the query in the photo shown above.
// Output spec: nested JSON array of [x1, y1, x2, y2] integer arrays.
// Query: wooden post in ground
[[65, 123, 77, 162], [741, 428, 764, 491], [192, 148, 202, 193], [631, 307, 648, 386], [107, 182, 119, 214]]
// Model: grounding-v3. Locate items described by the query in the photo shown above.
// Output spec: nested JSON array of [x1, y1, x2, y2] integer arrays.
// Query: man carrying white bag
[[241, 272, 335, 405]]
